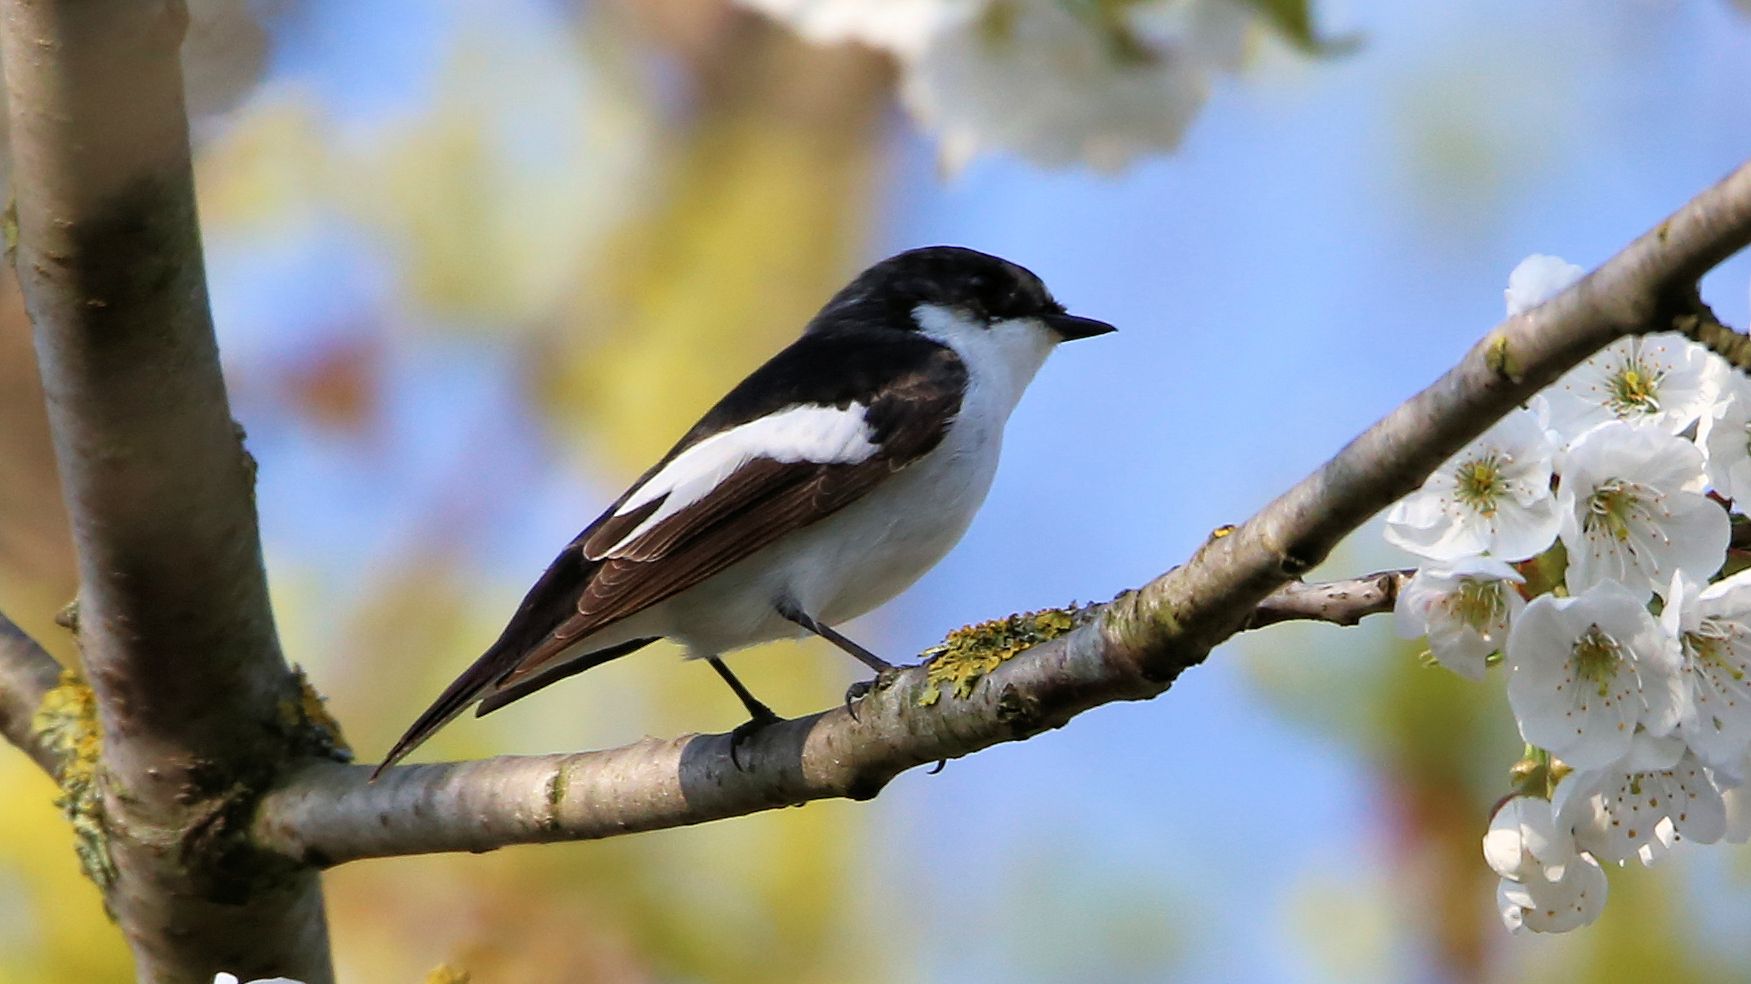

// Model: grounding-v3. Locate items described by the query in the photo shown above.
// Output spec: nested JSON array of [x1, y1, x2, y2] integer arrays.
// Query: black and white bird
[[375, 245, 1114, 776]]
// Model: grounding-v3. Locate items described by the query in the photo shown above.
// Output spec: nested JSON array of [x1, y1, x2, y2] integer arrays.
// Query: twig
[[1242, 571, 1409, 630]]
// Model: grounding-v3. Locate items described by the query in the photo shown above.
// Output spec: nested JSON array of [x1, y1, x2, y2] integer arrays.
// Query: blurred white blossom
[[1383, 408, 1560, 562], [1556, 421, 1726, 599], [731, 0, 966, 55], [1395, 557, 1525, 679], [737, 0, 1264, 170], [1505, 254, 1584, 317], [1506, 580, 1685, 771]]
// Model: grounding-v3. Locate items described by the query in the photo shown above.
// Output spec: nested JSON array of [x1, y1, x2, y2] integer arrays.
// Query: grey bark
[[0, 2, 332, 981]]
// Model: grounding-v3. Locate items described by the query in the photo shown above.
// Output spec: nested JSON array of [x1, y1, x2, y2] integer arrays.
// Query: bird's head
[[810, 246, 1114, 401], [815, 245, 1117, 345]]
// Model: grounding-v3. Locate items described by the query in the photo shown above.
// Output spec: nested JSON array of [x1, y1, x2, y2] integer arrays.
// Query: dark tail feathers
[[371, 636, 660, 780]]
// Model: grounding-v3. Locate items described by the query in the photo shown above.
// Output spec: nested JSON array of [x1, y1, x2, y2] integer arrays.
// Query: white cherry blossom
[[1485, 794, 1606, 934], [1554, 748, 1726, 866], [1538, 332, 1723, 443], [1556, 421, 1727, 599], [1383, 408, 1560, 562], [1505, 580, 1686, 771], [1394, 558, 1525, 680]]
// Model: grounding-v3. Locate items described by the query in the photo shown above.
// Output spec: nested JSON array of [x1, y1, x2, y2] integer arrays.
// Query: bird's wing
[[374, 332, 966, 775], [503, 333, 969, 682]]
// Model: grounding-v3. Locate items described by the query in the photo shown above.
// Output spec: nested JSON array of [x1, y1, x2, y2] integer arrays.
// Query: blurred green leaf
[[1239, 0, 1359, 55]]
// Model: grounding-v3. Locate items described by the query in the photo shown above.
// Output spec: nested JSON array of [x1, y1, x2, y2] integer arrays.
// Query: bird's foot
[[843, 667, 900, 721], [728, 704, 783, 771]]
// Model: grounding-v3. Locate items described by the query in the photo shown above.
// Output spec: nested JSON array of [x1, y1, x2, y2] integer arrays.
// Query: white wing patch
[[598, 403, 881, 557]]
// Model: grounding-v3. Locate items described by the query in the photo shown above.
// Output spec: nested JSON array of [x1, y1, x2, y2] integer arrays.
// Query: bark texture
[[0, 2, 332, 981]]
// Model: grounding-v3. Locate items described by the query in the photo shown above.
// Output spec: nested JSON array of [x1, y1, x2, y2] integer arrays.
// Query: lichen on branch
[[31, 670, 114, 889], [918, 605, 1091, 705]]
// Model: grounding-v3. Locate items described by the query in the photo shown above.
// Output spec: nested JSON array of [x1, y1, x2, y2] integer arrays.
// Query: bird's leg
[[708, 656, 780, 770], [776, 602, 893, 671], [776, 601, 895, 718]]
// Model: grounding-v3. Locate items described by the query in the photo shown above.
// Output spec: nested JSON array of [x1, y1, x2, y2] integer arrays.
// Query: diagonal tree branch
[[252, 574, 1406, 865], [0, 611, 64, 776], [250, 156, 1751, 869], [1, 2, 331, 981]]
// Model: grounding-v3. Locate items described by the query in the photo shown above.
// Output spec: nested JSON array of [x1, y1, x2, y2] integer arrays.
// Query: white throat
[[912, 303, 1055, 423]]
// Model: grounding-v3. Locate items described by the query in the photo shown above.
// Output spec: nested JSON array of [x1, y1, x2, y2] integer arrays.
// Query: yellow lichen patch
[[30, 670, 114, 890], [424, 965, 471, 984], [278, 665, 353, 762], [917, 607, 1082, 707]]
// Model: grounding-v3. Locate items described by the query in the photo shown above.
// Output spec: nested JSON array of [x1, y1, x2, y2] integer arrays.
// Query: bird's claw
[[843, 667, 899, 721], [728, 705, 782, 771]]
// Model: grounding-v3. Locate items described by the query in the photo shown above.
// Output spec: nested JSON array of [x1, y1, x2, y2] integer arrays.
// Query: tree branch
[[0, 2, 330, 981], [253, 575, 1404, 865], [0, 612, 64, 775], [251, 158, 1751, 868]]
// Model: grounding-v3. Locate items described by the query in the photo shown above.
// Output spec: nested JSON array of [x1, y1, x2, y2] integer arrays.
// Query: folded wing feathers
[[587, 403, 880, 560]]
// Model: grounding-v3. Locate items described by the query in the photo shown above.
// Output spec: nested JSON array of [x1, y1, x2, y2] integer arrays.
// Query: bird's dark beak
[[1043, 311, 1117, 341]]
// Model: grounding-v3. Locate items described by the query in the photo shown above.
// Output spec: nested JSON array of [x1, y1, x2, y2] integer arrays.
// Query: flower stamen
[[1571, 623, 1622, 697], [1605, 352, 1665, 418], [1454, 454, 1508, 516], [1584, 479, 1649, 543]]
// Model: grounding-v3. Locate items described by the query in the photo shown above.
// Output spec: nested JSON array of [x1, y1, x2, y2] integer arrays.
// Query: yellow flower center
[[1448, 578, 1509, 633], [1606, 354, 1664, 418], [1453, 454, 1508, 516]]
